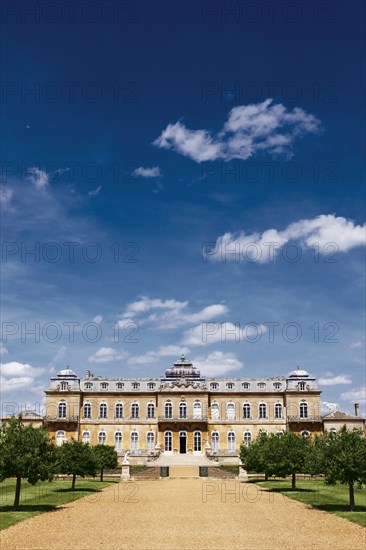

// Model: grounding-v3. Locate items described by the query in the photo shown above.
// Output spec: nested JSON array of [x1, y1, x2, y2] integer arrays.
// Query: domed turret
[[288, 366, 309, 378], [57, 367, 77, 378], [165, 354, 201, 378]]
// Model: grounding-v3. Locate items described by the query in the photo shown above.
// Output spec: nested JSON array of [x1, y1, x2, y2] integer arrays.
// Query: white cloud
[[154, 99, 321, 163], [182, 322, 267, 346], [350, 340, 364, 349], [27, 167, 49, 189], [0, 376, 36, 392], [0, 186, 13, 208], [88, 185, 102, 197], [321, 401, 340, 415], [1, 361, 45, 378], [88, 347, 129, 364], [340, 386, 366, 403], [192, 351, 243, 376], [122, 296, 188, 318], [93, 315, 103, 324], [0, 343, 8, 356], [318, 374, 352, 386], [207, 215, 366, 263], [51, 346, 66, 364], [132, 166, 162, 178], [127, 345, 190, 365]]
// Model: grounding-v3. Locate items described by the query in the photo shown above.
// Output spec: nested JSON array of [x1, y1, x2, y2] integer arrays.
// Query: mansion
[[41, 354, 357, 464]]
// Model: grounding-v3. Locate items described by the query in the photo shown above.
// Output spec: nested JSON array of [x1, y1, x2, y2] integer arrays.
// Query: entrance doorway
[[179, 431, 187, 454]]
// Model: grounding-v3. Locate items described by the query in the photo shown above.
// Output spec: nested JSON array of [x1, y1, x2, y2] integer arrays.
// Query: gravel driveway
[[1, 479, 364, 549]]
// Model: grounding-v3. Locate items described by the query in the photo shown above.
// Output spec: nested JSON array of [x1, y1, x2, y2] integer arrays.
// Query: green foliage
[[57, 441, 97, 489], [92, 445, 118, 481], [0, 417, 56, 510]]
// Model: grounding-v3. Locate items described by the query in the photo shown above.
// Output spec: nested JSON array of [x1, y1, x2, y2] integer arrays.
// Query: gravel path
[[1, 479, 364, 549]]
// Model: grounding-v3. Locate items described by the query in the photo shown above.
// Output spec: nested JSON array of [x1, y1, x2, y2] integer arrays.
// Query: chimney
[[354, 403, 360, 417], [86, 370, 91, 378]]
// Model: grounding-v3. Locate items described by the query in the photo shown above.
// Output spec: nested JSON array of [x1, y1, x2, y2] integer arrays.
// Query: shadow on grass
[[266, 487, 316, 493], [54, 487, 99, 493], [313, 503, 366, 513], [0, 504, 64, 513]]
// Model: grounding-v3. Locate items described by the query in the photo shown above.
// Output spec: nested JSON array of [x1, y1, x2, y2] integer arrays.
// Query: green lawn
[[256, 479, 366, 528], [0, 478, 117, 531]]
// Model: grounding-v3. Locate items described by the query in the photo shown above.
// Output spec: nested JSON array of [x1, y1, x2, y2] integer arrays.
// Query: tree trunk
[[291, 472, 296, 490], [13, 474, 22, 511], [349, 482, 355, 512], [71, 473, 76, 491], [264, 473, 268, 481], [100, 468, 104, 482]]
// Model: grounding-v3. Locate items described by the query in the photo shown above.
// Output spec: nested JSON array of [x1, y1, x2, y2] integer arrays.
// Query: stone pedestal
[[121, 465, 130, 481], [237, 467, 249, 482]]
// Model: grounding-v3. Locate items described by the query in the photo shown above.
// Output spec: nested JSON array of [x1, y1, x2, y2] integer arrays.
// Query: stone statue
[[123, 451, 130, 465]]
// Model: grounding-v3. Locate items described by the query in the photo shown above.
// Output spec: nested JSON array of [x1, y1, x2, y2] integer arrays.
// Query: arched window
[[99, 403, 107, 419], [115, 403, 123, 419], [193, 402, 202, 419], [164, 430, 172, 452], [98, 431, 106, 444], [301, 430, 310, 438], [243, 403, 251, 419], [211, 431, 219, 452], [275, 403, 282, 419], [114, 432, 122, 451], [131, 403, 139, 419], [259, 403, 267, 419], [147, 431, 154, 452], [131, 431, 138, 452], [226, 402, 235, 420], [300, 401, 308, 418], [56, 430, 66, 446], [228, 431, 236, 452], [58, 401, 66, 418], [243, 431, 251, 446], [82, 430, 90, 444], [194, 431, 202, 452], [211, 403, 219, 420], [83, 403, 91, 419], [179, 402, 187, 419], [164, 402, 172, 419], [147, 403, 155, 419]]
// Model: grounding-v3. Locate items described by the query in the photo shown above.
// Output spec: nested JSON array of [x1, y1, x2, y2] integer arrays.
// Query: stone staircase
[[148, 453, 218, 468]]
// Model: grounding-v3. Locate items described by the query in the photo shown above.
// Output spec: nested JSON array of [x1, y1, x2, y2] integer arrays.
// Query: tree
[[57, 441, 97, 490], [92, 445, 118, 481], [322, 426, 366, 511], [240, 433, 277, 480], [304, 434, 325, 476], [273, 431, 309, 490], [0, 417, 56, 510]]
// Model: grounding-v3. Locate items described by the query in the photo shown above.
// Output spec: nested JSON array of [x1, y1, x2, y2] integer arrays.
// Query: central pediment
[[160, 378, 207, 391]]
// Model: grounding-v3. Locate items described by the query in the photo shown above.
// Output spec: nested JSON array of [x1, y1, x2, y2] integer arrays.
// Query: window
[[300, 401, 308, 418], [116, 382, 124, 390], [147, 382, 155, 390], [83, 403, 91, 419], [301, 430, 310, 438], [299, 381, 306, 391], [194, 431, 202, 452], [82, 431, 90, 444], [147, 431, 154, 452], [275, 403, 282, 419], [99, 403, 107, 419], [115, 402, 123, 419], [58, 401, 66, 418], [258, 382, 266, 390], [98, 431, 106, 444], [243, 431, 251, 446], [273, 383, 282, 390], [131, 431, 138, 452], [228, 431, 236, 452], [60, 382, 68, 391], [226, 382, 234, 390], [259, 403, 267, 419], [242, 382, 250, 390], [210, 382, 218, 390], [100, 382, 108, 390], [211, 431, 219, 452], [147, 403, 155, 419], [164, 402, 172, 419], [131, 403, 139, 419], [179, 402, 187, 419], [85, 383, 93, 390], [132, 382, 140, 390], [243, 403, 251, 419], [164, 431, 172, 452], [56, 430, 66, 446], [211, 403, 219, 420], [193, 402, 202, 419], [115, 432, 122, 451], [227, 402, 235, 420]]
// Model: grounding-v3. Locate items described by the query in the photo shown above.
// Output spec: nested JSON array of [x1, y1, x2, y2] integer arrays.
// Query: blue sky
[[1, 0, 365, 415]]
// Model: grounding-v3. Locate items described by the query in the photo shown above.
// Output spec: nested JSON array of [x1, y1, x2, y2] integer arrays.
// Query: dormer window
[[257, 383, 266, 390], [226, 383, 235, 391], [299, 382, 306, 391], [60, 382, 68, 391], [242, 382, 250, 390], [116, 383, 124, 390], [273, 383, 282, 390], [100, 382, 109, 390], [147, 383, 155, 390], [210, 382, 218, 390], [85, 382, 93, 390], [132, 382, 140, 390]]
